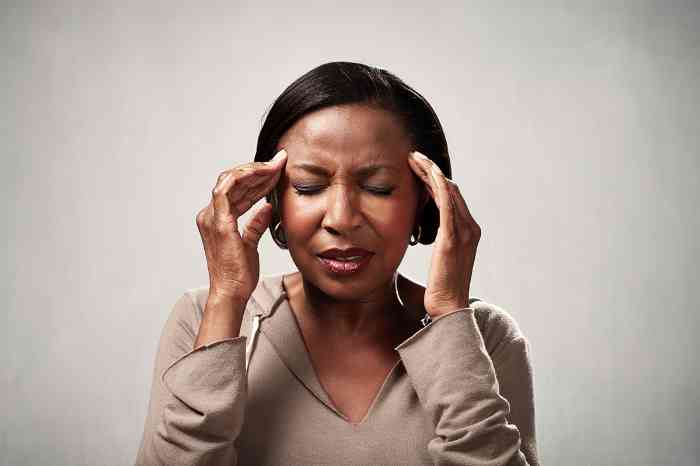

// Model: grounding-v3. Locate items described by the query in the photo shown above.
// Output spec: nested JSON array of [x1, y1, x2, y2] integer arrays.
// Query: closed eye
[[292, 185, 324, 196], [364, 186, 394, 196], [292, 185, 395, 196]]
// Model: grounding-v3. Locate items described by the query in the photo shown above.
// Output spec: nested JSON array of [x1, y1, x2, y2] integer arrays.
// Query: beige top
[[135, 273, 539, 465]]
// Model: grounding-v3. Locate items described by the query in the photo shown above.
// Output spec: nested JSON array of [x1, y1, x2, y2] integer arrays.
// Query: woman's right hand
[[195, 149, 287, 303]]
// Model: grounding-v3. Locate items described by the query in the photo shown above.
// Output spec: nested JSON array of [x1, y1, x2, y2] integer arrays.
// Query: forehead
[[279, 104, 411, 170]]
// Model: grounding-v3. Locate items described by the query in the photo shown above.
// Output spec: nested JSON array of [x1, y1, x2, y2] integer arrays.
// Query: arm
[[396, 308, 535, 466], [492, 336, 539, 466], [135, 293, 248, 466], [136, 138, 285, 464]]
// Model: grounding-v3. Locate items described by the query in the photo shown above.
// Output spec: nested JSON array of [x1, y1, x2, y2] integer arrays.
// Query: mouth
[[317, 247, 373, 260], [316, 247, 374, 275]]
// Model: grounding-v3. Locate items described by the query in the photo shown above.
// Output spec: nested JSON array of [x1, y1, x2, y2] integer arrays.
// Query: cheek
[[278, 190, 330, 245], [365, 199, 415, 236]]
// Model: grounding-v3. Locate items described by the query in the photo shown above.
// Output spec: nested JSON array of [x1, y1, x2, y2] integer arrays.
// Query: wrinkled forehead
[[278, 104, 411, 170]]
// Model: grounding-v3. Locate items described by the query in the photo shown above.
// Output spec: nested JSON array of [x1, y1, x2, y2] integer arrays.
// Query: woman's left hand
[[407, 150, 482, 318]]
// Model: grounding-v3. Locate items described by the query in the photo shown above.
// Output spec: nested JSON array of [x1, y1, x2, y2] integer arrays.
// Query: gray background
[[3, 1, 698, 465]]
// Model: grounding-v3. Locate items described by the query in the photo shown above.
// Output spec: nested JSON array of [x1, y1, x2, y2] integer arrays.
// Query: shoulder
[[182, 286, 208, 320], [469, 301, 538, 464], [173, 273, 288, 329], [159, 287, 207, 349], [470, 298, 526, 358], [398, 273, 526, 350]]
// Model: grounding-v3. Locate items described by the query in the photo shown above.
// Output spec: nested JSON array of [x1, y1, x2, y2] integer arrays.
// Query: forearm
[[397, 308, 529, 466], [193, 293, 247, 349], [136, 293, 249, 465]]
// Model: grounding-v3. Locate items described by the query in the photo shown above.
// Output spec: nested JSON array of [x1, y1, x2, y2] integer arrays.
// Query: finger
[[448, 180, 481, 242], [429, 164, 457, 239], [407, 153, 436, 199], [216, 159, 284, 191], [446, 180, 468, 231], [196, 203, 216, 258], [212, 170, 267, 226], [230, 170, 284, 217], [410, 151, 454, 238], [241, 202, 273, 247], [236, 149, 288, 174], [196, 202, 214, 233], [212, 172, 234, 220], [227, 161, 285, 206], [229, 149, 286, 190], [213, 150, 287, 219], [226, 170, 276, 206]]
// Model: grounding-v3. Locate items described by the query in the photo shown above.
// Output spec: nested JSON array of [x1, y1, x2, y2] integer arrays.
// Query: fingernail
[[411, 150, 429, 161], [271, 149, 287, 162]]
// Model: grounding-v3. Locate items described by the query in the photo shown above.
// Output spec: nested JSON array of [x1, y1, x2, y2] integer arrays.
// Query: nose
[[321, 183, 363, 236]]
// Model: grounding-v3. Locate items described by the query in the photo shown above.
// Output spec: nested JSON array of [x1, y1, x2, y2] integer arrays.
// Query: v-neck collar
[[252, 273, 412, 425], [254, 274, 341, 418]]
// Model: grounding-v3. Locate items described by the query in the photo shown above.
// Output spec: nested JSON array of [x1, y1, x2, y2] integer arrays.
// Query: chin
[[306, 257, 392, 299]]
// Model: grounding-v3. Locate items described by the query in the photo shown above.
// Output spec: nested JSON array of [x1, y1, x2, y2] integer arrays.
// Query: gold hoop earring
[[409, 224, 422, 246]]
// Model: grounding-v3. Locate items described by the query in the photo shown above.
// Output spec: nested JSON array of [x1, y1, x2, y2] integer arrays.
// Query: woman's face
[[276, 103, 426, 300]]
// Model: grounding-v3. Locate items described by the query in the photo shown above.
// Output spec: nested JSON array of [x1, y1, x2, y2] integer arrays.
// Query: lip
[[317, 247, 373, 259], [317, 254, 373, 276]]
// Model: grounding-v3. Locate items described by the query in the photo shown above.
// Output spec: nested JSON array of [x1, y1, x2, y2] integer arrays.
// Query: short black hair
[[254, 61, 451, 246]]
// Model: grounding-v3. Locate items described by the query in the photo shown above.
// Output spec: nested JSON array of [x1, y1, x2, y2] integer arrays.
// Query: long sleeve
[[135, 292, 248, 466], [395, 307, 536, 466], [491, 336, 539, 466]]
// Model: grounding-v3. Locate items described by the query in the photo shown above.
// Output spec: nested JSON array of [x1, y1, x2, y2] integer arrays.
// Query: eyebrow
[[289, 162, 399, 177]]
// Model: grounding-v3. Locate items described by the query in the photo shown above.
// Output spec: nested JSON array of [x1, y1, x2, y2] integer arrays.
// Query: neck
[[285, 271, 408, 341]]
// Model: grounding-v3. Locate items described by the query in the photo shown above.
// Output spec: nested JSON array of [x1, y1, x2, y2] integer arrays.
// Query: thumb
[[241, 202, 273, 248]]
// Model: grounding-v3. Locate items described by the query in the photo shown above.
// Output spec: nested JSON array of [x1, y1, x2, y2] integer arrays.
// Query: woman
[[135, 62, 539, 466]]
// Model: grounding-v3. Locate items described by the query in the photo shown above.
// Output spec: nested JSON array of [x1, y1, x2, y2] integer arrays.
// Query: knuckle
[[443, 237, 459, 251], [197, 205, 211, 221], [234, 193, 253, 210], [217, 171, 229, 183], [462, 229, 479, 246], [246, 224, 264, 237], [212, 181, 232, 197], [213, 220, 230, 235]]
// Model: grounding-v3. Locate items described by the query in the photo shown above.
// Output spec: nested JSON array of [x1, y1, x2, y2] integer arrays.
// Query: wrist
[[207, 290, 249, 310], [426, 304, 472, 320], [426, 299, 470, 318], [195, 293, 247, 349], [208, 285, 249, 303]]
